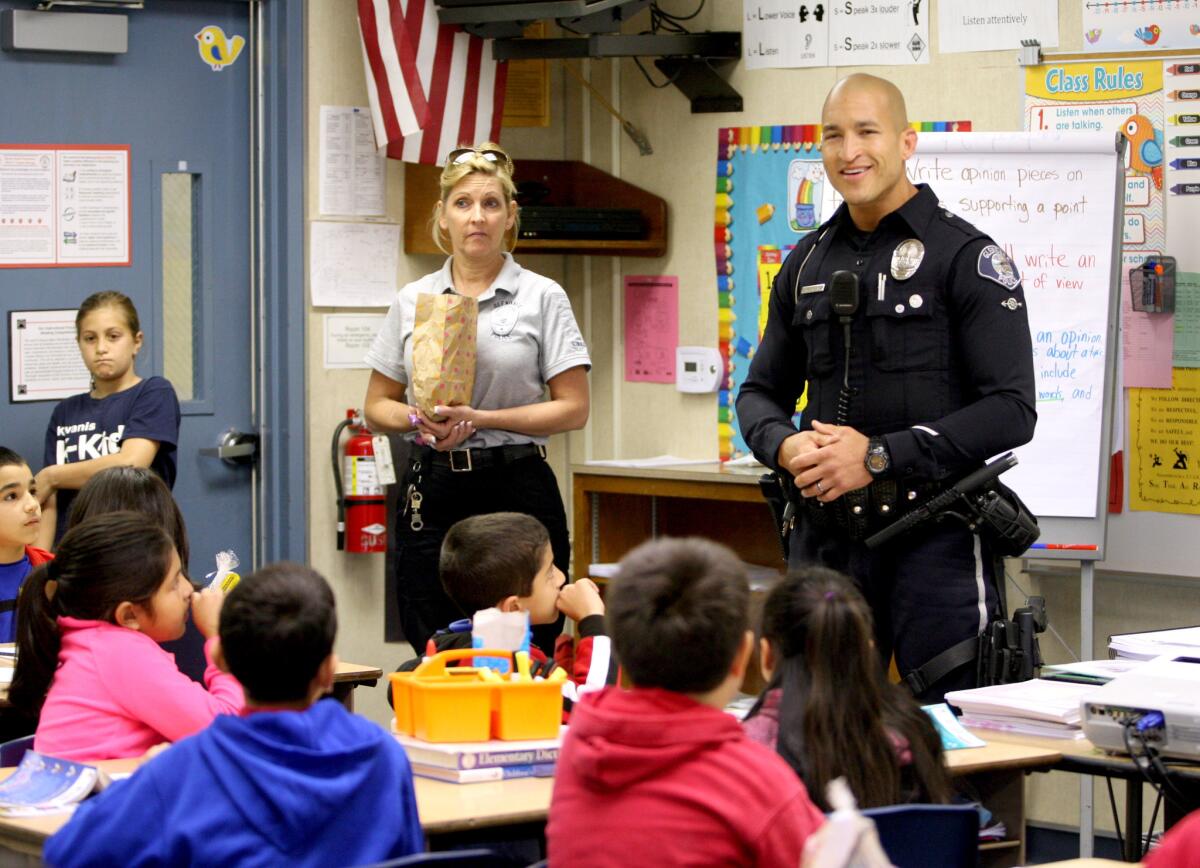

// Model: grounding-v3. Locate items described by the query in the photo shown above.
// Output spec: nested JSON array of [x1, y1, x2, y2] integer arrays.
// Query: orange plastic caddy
[[390, 648, 563, 742]]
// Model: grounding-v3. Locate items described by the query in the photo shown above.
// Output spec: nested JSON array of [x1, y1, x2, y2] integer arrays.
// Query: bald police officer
[[737, 74, 1036, 701]]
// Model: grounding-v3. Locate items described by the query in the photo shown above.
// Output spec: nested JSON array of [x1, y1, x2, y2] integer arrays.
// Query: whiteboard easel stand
[[1013, 132, 1126, 859]]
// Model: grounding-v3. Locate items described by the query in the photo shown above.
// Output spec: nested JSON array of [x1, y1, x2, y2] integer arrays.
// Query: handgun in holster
[[758, 473, 796, 562]]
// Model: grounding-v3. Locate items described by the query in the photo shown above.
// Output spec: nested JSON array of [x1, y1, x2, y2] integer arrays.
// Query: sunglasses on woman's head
[[446, 147, 513, 174]]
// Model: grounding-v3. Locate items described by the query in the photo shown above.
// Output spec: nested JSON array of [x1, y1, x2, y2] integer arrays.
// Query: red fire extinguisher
[[333, 409, 387, 553]]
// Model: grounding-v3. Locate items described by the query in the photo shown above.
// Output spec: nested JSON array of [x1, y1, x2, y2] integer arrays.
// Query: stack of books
[[0, 751, 109, 817], [393, 728, 564, 784], [944, 679, 1099, 739]]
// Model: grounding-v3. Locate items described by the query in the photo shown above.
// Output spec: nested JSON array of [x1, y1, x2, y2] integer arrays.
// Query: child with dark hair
[[744, 567, 952, 812], [35, 291, 180, 546], [44, 562, 424, 868], [398, 512, 616, 701], [10, 511, 241, 760], [66, 466, 206, 682], [0, 447, 51, 643], [547, 537, 825, 867]]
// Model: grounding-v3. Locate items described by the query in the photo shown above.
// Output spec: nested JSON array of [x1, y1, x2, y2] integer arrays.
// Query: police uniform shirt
[[365, 253, 592, 449], [738, 184, 1036, 484]]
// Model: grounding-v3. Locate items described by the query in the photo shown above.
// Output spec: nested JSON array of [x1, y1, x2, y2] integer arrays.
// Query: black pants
[[788, 516, 1000, 702], [394, 450, 570, 655]]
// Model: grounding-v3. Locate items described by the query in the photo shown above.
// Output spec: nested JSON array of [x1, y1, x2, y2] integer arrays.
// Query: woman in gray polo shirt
[[363, 143, 591, 654]]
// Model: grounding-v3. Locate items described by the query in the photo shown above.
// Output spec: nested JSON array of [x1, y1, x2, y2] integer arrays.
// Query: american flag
[[357, 0, 508, 165]]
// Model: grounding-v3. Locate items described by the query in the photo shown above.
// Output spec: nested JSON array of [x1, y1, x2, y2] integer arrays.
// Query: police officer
[[737, 74, 1036, 701]]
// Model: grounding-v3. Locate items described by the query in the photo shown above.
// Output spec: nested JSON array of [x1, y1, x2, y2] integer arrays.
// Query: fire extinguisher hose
[[331, 417, 354, 551]]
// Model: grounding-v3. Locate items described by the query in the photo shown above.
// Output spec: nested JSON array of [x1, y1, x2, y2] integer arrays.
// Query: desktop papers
[[945, 679, 1098, 739], [1109, 625, 1200, 660], [1042, 658, 1146, 685]]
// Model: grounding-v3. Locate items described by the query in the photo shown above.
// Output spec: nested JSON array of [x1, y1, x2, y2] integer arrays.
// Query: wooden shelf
[[404, 159, 667, 257]]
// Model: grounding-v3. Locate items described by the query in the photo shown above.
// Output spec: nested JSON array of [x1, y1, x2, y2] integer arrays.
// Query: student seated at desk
[[0, 447, 52, 742], [0, 446, 52, 643], [548, 538, 826, 867], [396, 513, 617, 701], [65, 466, 208, 683], [744, 567, 951, 811], [9, 512, 242, 761], [43, 561, 423, 868]]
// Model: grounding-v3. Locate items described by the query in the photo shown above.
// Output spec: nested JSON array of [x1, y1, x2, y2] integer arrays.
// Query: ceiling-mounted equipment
[[434, 0, 742, 113]]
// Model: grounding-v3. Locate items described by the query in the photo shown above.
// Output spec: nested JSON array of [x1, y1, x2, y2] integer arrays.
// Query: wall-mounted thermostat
[[675, 346, 723, 393]]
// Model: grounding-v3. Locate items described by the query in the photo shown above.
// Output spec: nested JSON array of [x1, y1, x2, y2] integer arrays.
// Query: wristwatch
[[865, 437, 891, 478]]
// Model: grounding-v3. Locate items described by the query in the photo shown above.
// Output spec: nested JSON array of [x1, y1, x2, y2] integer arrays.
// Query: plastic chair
[[0, 734, 34, 768], [861, 803, 980, 868], [359, 850, 509, 868]]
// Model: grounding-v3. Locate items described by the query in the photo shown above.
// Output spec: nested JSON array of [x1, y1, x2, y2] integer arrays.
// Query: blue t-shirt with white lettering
[[0, 554, 31, 642], [44, 376, 180, 542]]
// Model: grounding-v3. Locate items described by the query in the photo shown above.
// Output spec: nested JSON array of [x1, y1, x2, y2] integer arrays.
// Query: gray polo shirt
[[365, 253, 591, 448]]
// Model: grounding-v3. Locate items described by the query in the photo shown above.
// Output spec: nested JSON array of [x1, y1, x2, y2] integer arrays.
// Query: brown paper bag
[[411, 292, 478, 422]]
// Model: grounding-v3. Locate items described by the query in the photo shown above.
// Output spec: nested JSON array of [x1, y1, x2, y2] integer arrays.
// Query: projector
[[1081, 654, 1200, 760]]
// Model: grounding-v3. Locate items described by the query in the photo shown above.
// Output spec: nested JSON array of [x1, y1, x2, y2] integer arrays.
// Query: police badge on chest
[[891, 239, 925, 280]]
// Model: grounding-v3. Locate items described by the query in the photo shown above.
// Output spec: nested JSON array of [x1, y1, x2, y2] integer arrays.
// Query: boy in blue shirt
[[0, 447, 51, 643], [45, 562, 424, 868]]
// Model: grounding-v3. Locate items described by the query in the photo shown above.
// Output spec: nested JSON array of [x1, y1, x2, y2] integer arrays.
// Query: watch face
[[868, 452, 888, 473]]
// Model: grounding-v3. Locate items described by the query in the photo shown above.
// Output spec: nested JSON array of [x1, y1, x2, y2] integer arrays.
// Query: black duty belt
[[797, 479, 940, 542], [419, 442, 546, 472]]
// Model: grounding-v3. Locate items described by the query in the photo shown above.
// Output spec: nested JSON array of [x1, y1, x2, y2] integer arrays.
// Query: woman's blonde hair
[[430, 142, 521, 254]]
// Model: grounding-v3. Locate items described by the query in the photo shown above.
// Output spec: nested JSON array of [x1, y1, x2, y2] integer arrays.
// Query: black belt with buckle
[[421, 442, 547, 472], [798, 479, 940, 541]]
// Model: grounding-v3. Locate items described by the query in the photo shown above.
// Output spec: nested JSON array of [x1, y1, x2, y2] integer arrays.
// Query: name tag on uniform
[[800, 283, 826, 295]]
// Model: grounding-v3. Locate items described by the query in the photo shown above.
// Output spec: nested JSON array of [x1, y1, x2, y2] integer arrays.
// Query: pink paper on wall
[[624, 275, 678, 383]]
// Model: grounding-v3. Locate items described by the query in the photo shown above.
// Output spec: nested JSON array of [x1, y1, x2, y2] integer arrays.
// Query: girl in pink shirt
[[10, 511, 243, 761]]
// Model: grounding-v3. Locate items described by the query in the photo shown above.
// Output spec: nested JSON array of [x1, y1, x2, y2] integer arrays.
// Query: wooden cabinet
[[571, 463, 779, 573], [405, 159, 667, 257]]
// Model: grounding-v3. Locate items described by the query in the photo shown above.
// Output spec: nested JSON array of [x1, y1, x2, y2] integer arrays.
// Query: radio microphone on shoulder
[[830, 270, 860, 321]]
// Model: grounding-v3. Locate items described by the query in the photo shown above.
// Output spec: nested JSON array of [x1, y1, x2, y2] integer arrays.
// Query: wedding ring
[[816, 481, 825, 494]]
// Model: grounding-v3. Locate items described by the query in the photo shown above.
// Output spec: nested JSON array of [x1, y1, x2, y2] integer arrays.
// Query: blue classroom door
[[0, 1, 256, 576]]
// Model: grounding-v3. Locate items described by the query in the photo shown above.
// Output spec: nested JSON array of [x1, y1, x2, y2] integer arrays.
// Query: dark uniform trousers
[[789, 516, 1000, 701], [394, 450, 570, 655], [738, 184, 1036, 703]]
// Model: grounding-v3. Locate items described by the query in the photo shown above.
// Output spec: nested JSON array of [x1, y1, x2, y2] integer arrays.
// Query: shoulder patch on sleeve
[[977, 244, 1022, 290]]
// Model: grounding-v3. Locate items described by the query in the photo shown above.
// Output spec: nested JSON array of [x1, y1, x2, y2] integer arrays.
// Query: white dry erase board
[[828, 132, 1125, 560]]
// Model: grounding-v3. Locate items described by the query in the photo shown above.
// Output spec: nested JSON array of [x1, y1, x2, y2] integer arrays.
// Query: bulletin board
[[712, 121, 971, 462]]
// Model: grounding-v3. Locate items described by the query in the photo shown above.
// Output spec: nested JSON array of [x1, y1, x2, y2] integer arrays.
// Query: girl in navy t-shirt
[[35, 292, 180, 546]]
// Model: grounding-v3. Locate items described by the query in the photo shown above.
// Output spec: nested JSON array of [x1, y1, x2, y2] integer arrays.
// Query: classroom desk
[[0, 759, 554, 859], [0, 738, 1058, 863], [330, 660, 383, 711], [945, 738, 1062, 868], [0, 659, 381, 712], [971, 729, 1200, 863]]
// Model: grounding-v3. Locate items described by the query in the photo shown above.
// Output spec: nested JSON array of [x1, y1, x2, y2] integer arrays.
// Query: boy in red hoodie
[[1146, 807, 1200, 867], [0, 447, 51, 643], [548, 537, 826, 867]]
